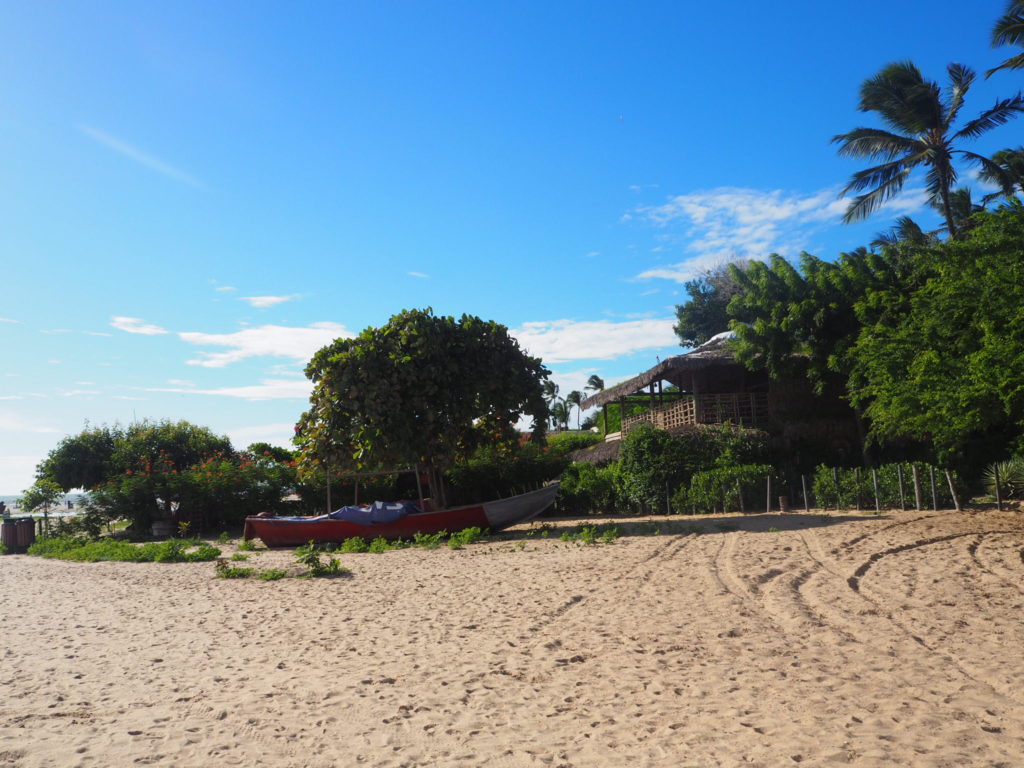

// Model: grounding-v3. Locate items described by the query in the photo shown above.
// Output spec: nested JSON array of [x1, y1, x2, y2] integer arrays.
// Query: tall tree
[[585, 374, 604, 393], [979, 146, 1024, 200], [672, 261, 748, 348], [989, 1, 1024, 77], [833, 61, 1024, 239], [565, 390, 584, 429], [298, 309, 549, 505]]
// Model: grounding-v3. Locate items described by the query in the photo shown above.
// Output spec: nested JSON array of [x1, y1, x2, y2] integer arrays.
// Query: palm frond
[[831, 128, 921, 160], [945, 63, 974, 125], [987, 51, 1024, 78], [992, 3, 1024, 47], [841, 167, 911, 223], [960, 149, 1021, 197], [859, 61, 941, 135], [954, 93, 1024, 139]]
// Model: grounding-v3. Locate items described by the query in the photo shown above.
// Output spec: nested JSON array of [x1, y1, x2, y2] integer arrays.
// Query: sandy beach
[[2, 507, 1023, 767]]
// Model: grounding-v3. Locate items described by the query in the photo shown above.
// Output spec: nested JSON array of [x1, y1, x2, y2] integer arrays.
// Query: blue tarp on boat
[[327, 500, 420, 526]]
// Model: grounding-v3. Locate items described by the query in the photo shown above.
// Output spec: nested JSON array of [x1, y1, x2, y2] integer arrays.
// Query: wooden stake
[[912, 465, 922, 510], [833, 467, 841, 510], [944, 470, 960, 512], [929, 466, 938, 511], [766, 474, 772, 514], [855, 468, 861, 511], [872, 469, 880, 512], [801, 474, 810, 512], [737, 479, 746, 513]]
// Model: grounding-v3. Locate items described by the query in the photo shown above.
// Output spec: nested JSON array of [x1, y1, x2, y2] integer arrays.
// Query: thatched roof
[[580, 332, 738, 410]]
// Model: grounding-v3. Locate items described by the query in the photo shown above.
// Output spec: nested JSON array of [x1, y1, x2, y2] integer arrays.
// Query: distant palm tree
[[870, 215, 938, 250], [585, 375, 604, 393], [833, 61, 1024, 239], [565, 390, 584, 429], [550, 401, 570, 432], [989, 1, 1024, 77]]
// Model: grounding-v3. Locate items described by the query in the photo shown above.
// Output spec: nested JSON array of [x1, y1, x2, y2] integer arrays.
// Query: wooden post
[[766, 473, 772, 514], [737, 479, 746, 513], [944, 470, 961, 512], [854, 468, 861, 512], [929, 466, 938, 511], [872, 469, 880, 513], [801, 474, 810, 512], [897, 465, 906, 510], [911, 465, 922, 511], [833, 467, 841, 510], [994, 463, 1004, 511], [721, 483, 729, 514], [602, 404, 608, 435], [666, 481, 671, 515]]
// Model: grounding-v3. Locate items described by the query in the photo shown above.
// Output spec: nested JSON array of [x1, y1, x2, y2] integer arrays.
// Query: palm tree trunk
[[938, 175, 959, 240]]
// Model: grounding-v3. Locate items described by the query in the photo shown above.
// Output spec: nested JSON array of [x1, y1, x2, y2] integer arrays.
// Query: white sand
[[2, 507, 1023, 767]]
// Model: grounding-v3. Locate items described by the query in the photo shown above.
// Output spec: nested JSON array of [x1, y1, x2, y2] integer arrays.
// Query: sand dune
[[2, 507, 1023, 767]]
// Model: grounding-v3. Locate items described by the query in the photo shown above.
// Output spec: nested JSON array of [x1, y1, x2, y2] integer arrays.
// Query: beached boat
[[242, 483, 559, 547]]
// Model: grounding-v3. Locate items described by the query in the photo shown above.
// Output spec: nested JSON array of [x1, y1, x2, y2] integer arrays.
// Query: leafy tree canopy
[[297, 308, 550, 494], [37, 420, 232, 491], [673, 261, 748, 348]]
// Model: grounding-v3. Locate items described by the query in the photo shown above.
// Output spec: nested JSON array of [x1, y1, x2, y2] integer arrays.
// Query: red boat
[[242, 483, 559, 548]]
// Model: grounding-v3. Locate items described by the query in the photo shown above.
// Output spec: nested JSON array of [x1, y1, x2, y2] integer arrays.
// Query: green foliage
[[217, 531, 231, 544], [545, 431, 601, 457], [215, 560, 254, 579], [984, 457, 1024, 498], [339, 536, 369, 553], [237, 539, 257, 551], [27, 536, 221, 563], [0, 542, 8, 555], [245, 443, 296, 463], [294, 541, 349, 576], [412, 531, 446, 549], [368, 536, 393, 554], [19, 479, 64, 514], [619, 423, 768, 511], [258, 569, 288, 581], [298, 308, 550, 505], [848, 206, 1024, 470], [447, 527, 485, 549], [445, 441, 565, 506], [674, 464, 777, 515], [810, 463, 958, 509], [673, 261, 748, 348], [229, 553, 249, 561], [556, 462, 625, 515]]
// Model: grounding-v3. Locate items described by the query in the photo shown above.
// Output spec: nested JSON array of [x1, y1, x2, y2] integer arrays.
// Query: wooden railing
[[621, 392, 770, 432]]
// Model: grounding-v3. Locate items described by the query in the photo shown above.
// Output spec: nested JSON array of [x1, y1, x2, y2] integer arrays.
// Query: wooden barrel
[[1, 519, 17, 551]]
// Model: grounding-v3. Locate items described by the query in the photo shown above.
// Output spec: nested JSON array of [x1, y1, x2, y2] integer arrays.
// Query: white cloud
[[633, 185, 929, 283], [167, 379, 194, 386], [84, 331, 113, 337], [407, 272, 429, 279], [215, 285, 237, 292], [79, 124, 203, 187], [0, 396, 23, 400], [149, 378, 311, 401], [226, 422, 298, 449], [0, 411, 59, 433], [62, 390, 101, 397], [111, 316, 169, 335], [512, 318, 677, 363], [179, 322, 352, 368], [240, 295, 298, 308], [0, 317, 20, 323]]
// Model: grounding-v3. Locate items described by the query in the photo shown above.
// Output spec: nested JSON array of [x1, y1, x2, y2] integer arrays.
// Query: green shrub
[[339, 537, 369, 553], [258, 568, 288, 581], [412, 531, 446, 549], [28, 536, 221, 563], [545, 432, 601, 457], [675, 464, 778, 514], [215, 560, 253, 578], [811, 463, 960, 509], [294, 541, 349, 576], [0, 542, 8, 555], [984, 457, 1024, 499], [556, 462, 625, 515], [445, 442, 566, 506], [448, 527, 485, 549]]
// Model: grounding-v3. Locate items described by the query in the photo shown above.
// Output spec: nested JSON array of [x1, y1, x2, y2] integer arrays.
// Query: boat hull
[[243, 483, 559, 548]]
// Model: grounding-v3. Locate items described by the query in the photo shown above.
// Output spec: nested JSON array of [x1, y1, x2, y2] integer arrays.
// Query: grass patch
[[295, 541, 350, 577], [28, 536, 221, 563], [237, 539, 258, 551], [258, 568, 288, 581], [229, 553, 249, 561]]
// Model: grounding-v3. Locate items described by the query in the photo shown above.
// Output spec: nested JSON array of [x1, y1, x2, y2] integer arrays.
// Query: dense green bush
[[618, 423, 769, 511], [811, 463, 960, 509], [674, 464, 778, 514], [984, 457, 1024, 499], [445, 442, 565, 506], [556, 461, 625, 515], [545, 431, 601, 456]]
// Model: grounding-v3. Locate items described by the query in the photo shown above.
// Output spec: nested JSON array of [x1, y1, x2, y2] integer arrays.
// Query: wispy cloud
[[179, 322, 352, 368], [79, 124, 202, 187], [111, 316, 169, 335], [512, 318, 677, 363], [226, 422, 300, 448], [407, 271, 429, 279], [215, 285, 237, 292], [0, 412, 59, 433], [632, 185, 929, 284], [62, 389, 101, 397], [0, 317, 20, 324], [150, 378, 311, 401], [240, 295, 298, 308]]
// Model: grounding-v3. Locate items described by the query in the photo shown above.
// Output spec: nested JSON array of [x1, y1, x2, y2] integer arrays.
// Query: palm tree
[[989, 1, 1024, 77], [870, 215, 937, 250], [585, 374, 604, 393], [832, 61, 1024, 239], [565, 390, 584, 429], [550, 401, 570, 432], [979, 146, 1024, 200]]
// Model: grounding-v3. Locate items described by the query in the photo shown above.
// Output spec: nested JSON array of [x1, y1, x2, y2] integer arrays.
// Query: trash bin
[[16, 518, 35, 549], [1, 519, 16, 551]]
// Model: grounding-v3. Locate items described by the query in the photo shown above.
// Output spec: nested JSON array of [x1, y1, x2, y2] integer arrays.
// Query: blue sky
[[1, 1, 1019, 491]]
